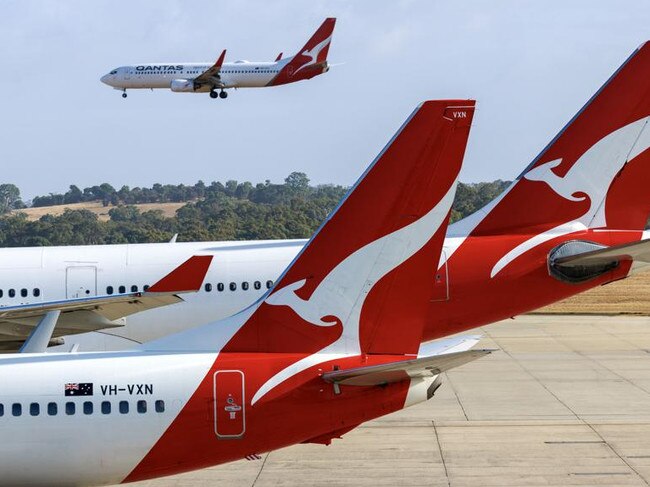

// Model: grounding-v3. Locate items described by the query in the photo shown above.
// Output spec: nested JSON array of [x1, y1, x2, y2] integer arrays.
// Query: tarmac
[[129, 314, 650, 487]]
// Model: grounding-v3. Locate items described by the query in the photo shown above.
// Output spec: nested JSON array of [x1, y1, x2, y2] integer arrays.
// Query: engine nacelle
[[170, 79, 196, 93]]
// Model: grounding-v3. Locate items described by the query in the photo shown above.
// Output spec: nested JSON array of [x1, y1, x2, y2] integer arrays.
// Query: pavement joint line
[[432, 421, 451, 487], [250, 452, 270, 487], [494, 328, 650, 487], [442, 371, 469, 421]]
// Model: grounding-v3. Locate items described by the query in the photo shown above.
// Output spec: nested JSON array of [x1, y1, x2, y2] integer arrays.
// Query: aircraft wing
[[193, 49, 227, 86], [322, 335, 493, 387], [553, 238, 650, 267], [0, 255, 213, 352]]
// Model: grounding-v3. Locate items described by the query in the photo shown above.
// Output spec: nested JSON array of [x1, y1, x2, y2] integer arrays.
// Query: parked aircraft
[[5, 42, 650, 355], [100, 18, 336, 99], [0, 99, 483, 486], [0, 240, 302, 352]]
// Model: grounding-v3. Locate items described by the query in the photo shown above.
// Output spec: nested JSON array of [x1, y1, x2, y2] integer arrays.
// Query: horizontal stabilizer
[[553, 238, 650, 267], [322, 349, 493, 387]]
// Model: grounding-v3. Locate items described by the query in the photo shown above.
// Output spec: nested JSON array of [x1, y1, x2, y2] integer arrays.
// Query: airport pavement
[[129, 315, 650, 487]]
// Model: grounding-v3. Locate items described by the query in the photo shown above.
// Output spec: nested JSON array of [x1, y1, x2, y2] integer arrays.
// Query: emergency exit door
[[66, 266, 97, 299], [213, 370, 245, 439]]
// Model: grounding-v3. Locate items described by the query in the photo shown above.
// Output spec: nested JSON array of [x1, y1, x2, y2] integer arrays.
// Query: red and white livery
[[100, 18, 336, 99]]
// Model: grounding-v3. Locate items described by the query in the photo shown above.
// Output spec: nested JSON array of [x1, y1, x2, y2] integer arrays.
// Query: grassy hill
[[13, 202, 187, 222]]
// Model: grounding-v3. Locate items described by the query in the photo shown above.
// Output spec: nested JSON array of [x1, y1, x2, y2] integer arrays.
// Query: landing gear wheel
[[122, 92, 127, 98], [209, 91, 218, 99], [219, 90, 228, 99]]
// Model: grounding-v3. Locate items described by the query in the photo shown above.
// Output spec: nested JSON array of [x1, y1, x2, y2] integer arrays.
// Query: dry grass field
[[13, 202, 187, 222], [537, 270, 650, 315]]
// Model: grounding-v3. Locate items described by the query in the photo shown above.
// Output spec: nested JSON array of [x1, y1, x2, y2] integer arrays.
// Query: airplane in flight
[[3, 41, 650, 356], [100, 17, 336, 99], [0, 98, 485, 486]]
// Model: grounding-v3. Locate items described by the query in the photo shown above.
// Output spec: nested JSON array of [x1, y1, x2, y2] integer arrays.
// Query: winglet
[[275, 52, 283, 62], [148, 255, 213, 293], [215, 49, 227, 68]]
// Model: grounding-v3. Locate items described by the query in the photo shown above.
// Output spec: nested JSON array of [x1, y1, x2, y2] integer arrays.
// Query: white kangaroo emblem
[[293, 35, 332, 75], [251, 179, 458, 404], [491, 116, 650, 278]]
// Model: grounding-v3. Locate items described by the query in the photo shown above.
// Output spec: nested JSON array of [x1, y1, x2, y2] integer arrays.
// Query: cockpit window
[[110, 70, 117, 75]]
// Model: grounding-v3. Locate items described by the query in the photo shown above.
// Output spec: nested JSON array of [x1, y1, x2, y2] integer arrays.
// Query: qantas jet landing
[[100, 18, 335, 99]]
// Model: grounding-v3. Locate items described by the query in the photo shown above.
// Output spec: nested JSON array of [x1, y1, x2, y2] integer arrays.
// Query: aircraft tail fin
[[220, 100, 475, 357], [268, 18, 336, 85], [452, 42, 650, 241]]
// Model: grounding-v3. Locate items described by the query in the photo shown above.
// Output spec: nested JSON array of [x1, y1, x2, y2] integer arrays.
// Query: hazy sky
[[1, 0, 648, 200]]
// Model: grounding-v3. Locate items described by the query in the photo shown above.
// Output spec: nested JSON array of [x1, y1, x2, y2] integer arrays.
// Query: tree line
[[0, 175, 511, 247]]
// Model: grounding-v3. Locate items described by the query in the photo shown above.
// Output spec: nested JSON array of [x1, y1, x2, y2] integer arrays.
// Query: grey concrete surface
[[129, 315, 650, 487]]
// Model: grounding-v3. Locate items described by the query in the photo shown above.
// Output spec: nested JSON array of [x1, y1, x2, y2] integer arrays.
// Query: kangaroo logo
[[251, 179, 458, 404], [491, 116, 650, 277], [293, 35, 332, 75]]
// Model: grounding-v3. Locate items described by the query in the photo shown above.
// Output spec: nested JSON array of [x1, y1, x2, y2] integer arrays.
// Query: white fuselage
[[101, 60, 285, 91], [0, 240, 304, 352], [0, 350, 216, 486]]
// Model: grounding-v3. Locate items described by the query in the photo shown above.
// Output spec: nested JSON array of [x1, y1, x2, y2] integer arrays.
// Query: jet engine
[[170, 79, 196, 92]]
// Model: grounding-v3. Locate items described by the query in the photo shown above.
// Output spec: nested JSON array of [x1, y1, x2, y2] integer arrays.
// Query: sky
[[0, 0, 648, 200]]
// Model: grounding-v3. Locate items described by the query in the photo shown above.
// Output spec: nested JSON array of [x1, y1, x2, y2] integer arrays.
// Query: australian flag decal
[[64, 383, 93, 396]]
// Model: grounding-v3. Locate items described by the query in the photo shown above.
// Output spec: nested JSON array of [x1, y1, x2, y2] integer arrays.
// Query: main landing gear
[[122, 90, 127, 98], [210, 90, 228, 99]]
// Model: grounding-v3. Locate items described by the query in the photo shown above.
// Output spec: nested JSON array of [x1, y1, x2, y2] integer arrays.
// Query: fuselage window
[[155, 400, 165, 413], [101, 401, 111, 415], [205, 283, 213, 292], [217, 283, 224, 292], [143, 285, 150, 291], [33, 288, 40, 297], [131, 285, 138, 293], [229, 282, 237, 291], [107, 286, 114, 295], [0, 404, 4, 416], [65, 402, 76, 415], [21, 288, 28, 298], [0, 289, 3, 298], [47, 402, 57, 416], [118, 285, 126, 294], [254, 281, 261, 290], [242, 282, 249, 291], [12, 403, 21, 416], [29, 403, 40, 416], [119, 401, 129, 414], [137, 400, 147, 414], [266, 280, 274, 289], [83, 401, 93, 415], [8, 289, 15, 298]]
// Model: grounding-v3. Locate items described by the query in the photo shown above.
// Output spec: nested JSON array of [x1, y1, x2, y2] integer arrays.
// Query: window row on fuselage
[[0, 288, 40, 299], [105, 279, 274, 296], [0, 398, 165, 417], [135, 69, 279, 76]]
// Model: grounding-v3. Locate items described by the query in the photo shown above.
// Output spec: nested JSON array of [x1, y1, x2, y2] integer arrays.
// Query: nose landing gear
[[122, 91, 127, 98]]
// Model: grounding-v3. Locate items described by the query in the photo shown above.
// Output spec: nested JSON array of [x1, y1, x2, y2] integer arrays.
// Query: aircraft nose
[[100, 74, 113, 86]]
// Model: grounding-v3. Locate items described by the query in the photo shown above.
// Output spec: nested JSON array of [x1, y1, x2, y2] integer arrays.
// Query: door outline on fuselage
[[213, 370, 246, 439], [65, 265, 98, 299]]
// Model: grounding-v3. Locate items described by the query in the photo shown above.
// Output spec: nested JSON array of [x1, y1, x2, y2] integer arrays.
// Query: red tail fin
[[459, 42, 650, 239], [268, 18, 336, 86], [224, 101, 475, 356]]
